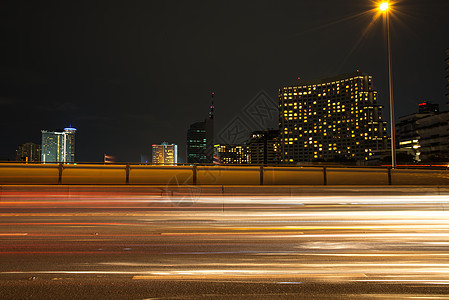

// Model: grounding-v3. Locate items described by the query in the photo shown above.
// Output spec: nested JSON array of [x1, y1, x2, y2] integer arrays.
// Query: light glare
[[379, 2, 389, 11]]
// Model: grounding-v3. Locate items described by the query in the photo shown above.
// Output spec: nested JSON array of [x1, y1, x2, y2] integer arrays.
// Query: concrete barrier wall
[[327, 168, 389, 185], [62, 164, 127, 184], [0, 164, 59, 184], [129, 166, 193, 185], [197, 166, 260, 185], [263, 167, 324, 185], [391, 169, 449, 185], [1, 163, 449, 186]]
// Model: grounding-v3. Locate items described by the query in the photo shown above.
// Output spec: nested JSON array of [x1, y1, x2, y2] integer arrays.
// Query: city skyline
[[3, 67, 449, 164], [0, 0, 448, 162]]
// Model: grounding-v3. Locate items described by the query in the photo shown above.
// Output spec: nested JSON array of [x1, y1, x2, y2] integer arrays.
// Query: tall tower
[[63, 127, 76, 163], [41, 127, 77, 163], [205, 92, 215, 162], [209, 92, 215, 119], [186, 92, 215, 164]]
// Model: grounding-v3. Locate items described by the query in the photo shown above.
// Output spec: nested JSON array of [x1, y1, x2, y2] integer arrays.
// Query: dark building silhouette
[[16, 142, 41, 162], [418, 101, 439, 114], [187, 121, 208, 163], [186, 94, 214, 164], [279, 71, 388, 163], [248, 130, 280, 165]]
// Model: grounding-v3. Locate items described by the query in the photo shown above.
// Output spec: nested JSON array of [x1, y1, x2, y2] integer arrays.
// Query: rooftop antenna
[[209, 92, 215, 120]]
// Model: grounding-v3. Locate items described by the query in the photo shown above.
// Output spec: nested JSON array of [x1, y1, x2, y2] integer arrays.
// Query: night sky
[[1, 0, 448, 162]]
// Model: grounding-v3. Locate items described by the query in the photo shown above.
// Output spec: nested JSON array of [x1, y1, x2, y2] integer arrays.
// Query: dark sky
[[1, 0, 448, 162]]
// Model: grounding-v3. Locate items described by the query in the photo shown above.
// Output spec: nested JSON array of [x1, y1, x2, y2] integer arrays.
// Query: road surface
[[0, 186, 448, 299]]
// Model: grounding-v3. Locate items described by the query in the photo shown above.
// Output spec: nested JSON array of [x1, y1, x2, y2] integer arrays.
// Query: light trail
[[0, 189, 448, 294]]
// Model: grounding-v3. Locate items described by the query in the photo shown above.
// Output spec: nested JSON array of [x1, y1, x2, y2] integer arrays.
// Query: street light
[[379, 2, 389, 12], [379, 1, 396, 168]]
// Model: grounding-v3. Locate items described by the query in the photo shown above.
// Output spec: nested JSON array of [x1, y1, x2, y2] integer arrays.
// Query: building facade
[[397, 102, 449, 162], [186, 96, 214, 164], [248, 130, 280, 165], [152, 142, 178, 165], [186, 121, 208, 163], [214, 144, 249, 164], [41, 127, 76, 163], [279, 72, 387, 163], [16, 142, 41, 162]]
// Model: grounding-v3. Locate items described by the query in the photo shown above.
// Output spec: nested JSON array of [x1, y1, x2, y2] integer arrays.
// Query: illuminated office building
[[186, 94, 214, 164], [16, 142, 41, 162], [214, 144, 249, 164], [41, 127, 77, 163], [248, 130, 280, 165], [279, 72, 387, 163], [152, 142, 178, 165]]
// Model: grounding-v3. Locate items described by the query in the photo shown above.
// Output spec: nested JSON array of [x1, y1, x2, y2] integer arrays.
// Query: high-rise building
[[279, 72, 387, 163], [214, 144, 249, 164], [397, 103, 449, 162], [152, 142, 178, 165], [186, 93, 214, 164], [248, 130, 280, 165], [187, 121, 208, 163], [16, 142, 41, 162], [41, 127, 77, 163]]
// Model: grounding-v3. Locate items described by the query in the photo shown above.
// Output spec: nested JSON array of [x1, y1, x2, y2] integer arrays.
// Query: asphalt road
[[0, 186, 449, 299]]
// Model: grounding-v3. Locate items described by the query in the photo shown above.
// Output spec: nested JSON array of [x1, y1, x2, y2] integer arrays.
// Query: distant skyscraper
[[16, 142, 41, 162], [279, 72, 387, 163], [248, 130, 280, 165], [186, 93, 214, 164], [41, 127, 77, 163], [152, 142, 178, 165], [214, 144, 249, 164], [187, 121, 208, 163]]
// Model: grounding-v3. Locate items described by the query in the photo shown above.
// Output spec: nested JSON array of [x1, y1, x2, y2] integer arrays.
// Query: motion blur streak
[[0, 187, 448, 297]]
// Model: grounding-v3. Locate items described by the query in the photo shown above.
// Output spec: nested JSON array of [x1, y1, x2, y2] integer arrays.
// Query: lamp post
[[380, 2, 397, 168]]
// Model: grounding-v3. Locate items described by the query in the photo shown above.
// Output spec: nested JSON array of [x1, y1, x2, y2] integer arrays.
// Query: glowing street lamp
[[379, 2, 389, 12], [379, 1, 396, 168]]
